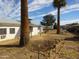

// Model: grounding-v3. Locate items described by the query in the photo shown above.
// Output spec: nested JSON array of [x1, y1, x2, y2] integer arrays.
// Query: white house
[[29, 24, 43, 36], [0, 19, 20, 41], [0, 19, 43, 41]]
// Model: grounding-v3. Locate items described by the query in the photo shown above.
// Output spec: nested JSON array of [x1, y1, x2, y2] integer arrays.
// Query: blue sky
[[0, 0, 79, 25]]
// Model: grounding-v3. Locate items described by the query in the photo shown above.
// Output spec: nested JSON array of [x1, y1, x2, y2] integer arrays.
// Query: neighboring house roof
[[30, 23, 41, 27]]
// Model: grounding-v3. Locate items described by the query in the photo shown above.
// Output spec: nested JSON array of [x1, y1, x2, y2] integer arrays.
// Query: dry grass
[[0, 30, 78, 59], [0, 39, 19, 45], [59, 41, 79, 59]]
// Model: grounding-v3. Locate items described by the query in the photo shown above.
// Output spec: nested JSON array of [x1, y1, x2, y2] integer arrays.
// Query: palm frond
[[53, 0, 66, 8]]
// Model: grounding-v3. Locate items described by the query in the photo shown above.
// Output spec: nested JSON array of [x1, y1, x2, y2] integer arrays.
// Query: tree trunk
[[20, 0, 29, 47], [57, 7, 60, 34]]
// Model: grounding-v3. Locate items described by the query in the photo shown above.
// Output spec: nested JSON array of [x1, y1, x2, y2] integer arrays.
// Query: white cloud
[[28, 0, 53, 12], [8, 1, 20, 18], [50, 4, 79, 15], [29, 3, 79, 25], [0, 0, 15, 13], [0, 0, 16, 18], [0, 0, 21, 20], [31, 3, 79, 18], [0, 0, 79, 22], [61, 8, 79, 14]]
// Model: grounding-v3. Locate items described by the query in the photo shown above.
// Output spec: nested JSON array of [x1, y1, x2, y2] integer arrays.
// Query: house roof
[[0, 18, 20, 27], [0, 23, 20, 27], [0, 19, 41, 27], [0, 18, 20, 24]]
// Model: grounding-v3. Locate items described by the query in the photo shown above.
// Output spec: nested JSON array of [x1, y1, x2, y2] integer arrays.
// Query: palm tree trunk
[[57, 7, 60, 34], [20, 0, 29, 47]]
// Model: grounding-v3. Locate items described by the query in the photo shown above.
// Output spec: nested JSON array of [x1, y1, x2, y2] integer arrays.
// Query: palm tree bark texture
[[57, 5, 60, 34], [20, 0, 29, 47], [53, 0, 66, 34]]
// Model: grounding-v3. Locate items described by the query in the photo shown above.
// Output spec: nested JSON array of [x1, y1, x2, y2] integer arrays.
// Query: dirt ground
[[0, 39, 19, 45], [0, 30, 78, 59]]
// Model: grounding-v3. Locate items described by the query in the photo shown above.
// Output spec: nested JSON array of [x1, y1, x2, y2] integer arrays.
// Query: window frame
[[10, 28, 15, 34], [0, 28, 7, 35]]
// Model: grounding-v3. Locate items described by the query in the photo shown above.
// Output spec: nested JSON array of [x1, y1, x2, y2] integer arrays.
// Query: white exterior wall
[[40, 27, 43, 32], [0, 27, 19, 41], [0, 26, 43, 41], [30, 27, 40, 36]]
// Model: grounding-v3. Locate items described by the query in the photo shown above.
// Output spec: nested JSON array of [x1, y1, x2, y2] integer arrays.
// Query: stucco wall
[[30, 27, 40, 36]]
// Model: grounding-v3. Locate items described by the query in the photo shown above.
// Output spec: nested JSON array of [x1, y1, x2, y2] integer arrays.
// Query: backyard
[[0, 30, 79, 59]]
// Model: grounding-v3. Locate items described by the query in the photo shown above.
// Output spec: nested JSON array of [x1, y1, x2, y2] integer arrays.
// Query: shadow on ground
[[65, 36, 79, 41]]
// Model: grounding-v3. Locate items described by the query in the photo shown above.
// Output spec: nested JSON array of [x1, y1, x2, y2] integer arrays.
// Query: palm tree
[[20, 0, 29, 47], [53, 0, 66, 34]]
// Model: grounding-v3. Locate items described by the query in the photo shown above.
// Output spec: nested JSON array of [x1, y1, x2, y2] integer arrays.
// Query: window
[[10, 28, 15, 34], [0, 28, 6, 35], [1, 35, 6, 39]]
